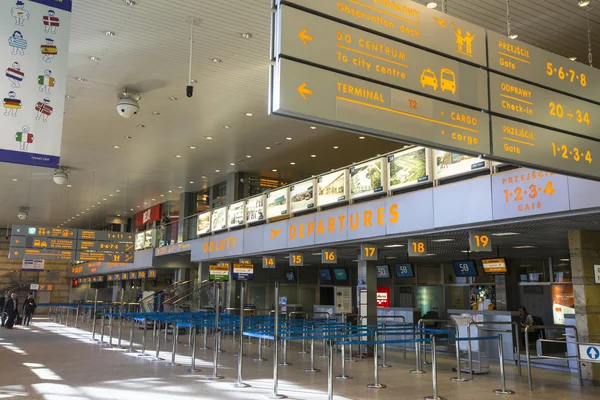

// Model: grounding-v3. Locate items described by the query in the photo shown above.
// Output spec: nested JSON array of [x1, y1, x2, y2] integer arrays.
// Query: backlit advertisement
[[552, 284, 574, 325], [349, 158, 385, 200], [388, 147, 431, 191], [228, 201, 245, 228], [290, 179, 315, 213], [317, 170, 348, 207], [134, 232, 145, 251], [246, 195, 265, 224], [266, 187, 289, 219], [196, 211, 211, 236], [433, 150, 488, 180], [211, 207, 227, 232]]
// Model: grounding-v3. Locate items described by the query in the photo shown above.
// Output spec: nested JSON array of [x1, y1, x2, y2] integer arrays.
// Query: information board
[[272, 59, 491, 156], [10, 248, 73, 260], [276, 6, 489, 109], [233, 263, 254, 280], [78, 241, 132, 252], [469, 231, 491, 252], [209, 264, 230, 281], [76, 252, 133, 263], [407, 238, 427, 257], [12, 225, 76, 238], [317, 170, 348, 206], [78, 230, 134, 242]]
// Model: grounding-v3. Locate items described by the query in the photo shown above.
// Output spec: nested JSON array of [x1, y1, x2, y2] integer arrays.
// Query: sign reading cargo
[[9, 226, 134, 262]]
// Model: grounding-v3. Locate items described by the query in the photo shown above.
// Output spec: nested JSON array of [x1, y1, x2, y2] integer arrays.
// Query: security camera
[[53, 169, 68, 185], [186, 85, 194, 98], [116, 90, 141, 119], [239, 178, 245, 184], [17, 209, 29, 220]]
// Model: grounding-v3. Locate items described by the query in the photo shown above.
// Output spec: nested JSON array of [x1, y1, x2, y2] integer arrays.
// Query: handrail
[[171, 279, 213, 305]]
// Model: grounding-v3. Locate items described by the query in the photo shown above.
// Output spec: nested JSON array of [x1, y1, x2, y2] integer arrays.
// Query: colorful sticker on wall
[[40, 38, 57, 62], [38, 69, 54, 93], [42, 10, 60, 34], [6, 62, 24, 87], [35, 97, 53, 122], [15, 126, 33, 151], [3, 91, 21, 116], [11, 1, 30, 26], [8, 30, 28, 55]]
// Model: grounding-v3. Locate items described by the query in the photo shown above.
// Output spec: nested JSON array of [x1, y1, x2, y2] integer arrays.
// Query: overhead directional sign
[[272, 59, 490, 156], [469, 231, 491, 252], [491, 117, 598, 179], [289, 253, 304, 266], [489, 73, 597, 139], [24, 236, 75, 250], [78, 241, 133, 253], [76, 252, 133, 263], [12, 225, 77, 238], [487, 31, 600, 104], [322, 248, 338, 264], [278, 0, 487, 66], [276, 6, 489, 109], [407, 238, 427, 257], [10, 248, 73, 260], [78, 230, 134, 242]]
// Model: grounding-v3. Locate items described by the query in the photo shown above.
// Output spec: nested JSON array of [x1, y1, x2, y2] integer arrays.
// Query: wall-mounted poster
[[134, 232, 145, 251], [246, 195, 265, 224], [196, 211, 211, 235], [433, 150, 488, 180], [211, 207, 227, 232], [228, 201, 245, 228], [290, 179, 315, 213], [144, 230, 153, 248], [350, 158, 385, 200], [266, 187, 289, 219], [317, 170, 348, 207], [551, 284, 574, 325], [387, 147, 431, 190]]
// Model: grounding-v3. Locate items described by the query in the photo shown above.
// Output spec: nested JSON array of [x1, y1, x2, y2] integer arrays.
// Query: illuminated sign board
[[317, 170, 348, 206], [211, 207, 227, 232], [350, 158, 386, 200], [197, 212, 211, 235], [9, 248, 73, 260], [23, 236, 75, 250], [489, 73, 597, 140], [276, 6, 489, 110], [78, 230, 134, 242], [12, 225, 77, 238], [228, 201, 245, 228], [487, 30, 600, 104], [78, 241, 132, 252], [290, 179, 315, 213], [279, 0, 487, 66], [246, 195, 265, 224], [271, 59, 491, 157], [209, 264, 230, 281], [491, 117, 599, 180], [266, 187, 289, 219], [135, 232, 145, 251], [387, 147, 431, 191], [75, 252, 133, 263]]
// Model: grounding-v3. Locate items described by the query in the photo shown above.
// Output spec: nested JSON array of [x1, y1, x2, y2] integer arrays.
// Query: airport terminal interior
[[2, 0, 600, 399]]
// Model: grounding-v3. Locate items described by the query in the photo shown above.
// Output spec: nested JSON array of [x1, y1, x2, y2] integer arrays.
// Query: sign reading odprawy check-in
[[272, 0, 600, 181]]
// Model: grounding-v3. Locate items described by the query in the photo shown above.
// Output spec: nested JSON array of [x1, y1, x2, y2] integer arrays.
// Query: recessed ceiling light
[[144, 202, 147, 205], [223, 125, 231, 129], [151, 198, 155, 201], [310, 126, 317, 130], [560, 258, 570, 262], [113, 145, 121, 149], [67, 185, 72, 188], [432, 238, 454, 242], [426, 2, 437, 8], [191, 79, 198, 84], [92, 205, 96, 208], [513, 245, 536, 249], [245, 112, 253, 116], [492, 232, 521, 236], [311, 154, 316, 158], [86, 208, 90, 211], [189, 181, 194, 184], [215, 169, 220, 173], [230, 163, 235, 166], [246, 155, 251, 158], [579, 0, 591, 7], [201, 176, 207, 179], [312, 253, 322, 256], [110, 194, 115, 197], [286, 137, 293, 141], [426, 253, 437, 256], [76, 214, 80, 217], [508, 33, 519, 39], [212, 58, 222, 63], [97, 201, 101, 204], [160, 194, 164, 197], [123, 0, 136, 6], [104, 31, 116, 36], [169, 97, 178, 101], [384, 244, 404, 248], [241, 33, 253, 39], [290, 162, 296, 165], [190, 146, 196, 149], [117, 214, 121, 217], [137, 205, 140, 208], [76, 77, 86, 82], [137, 124, 145, 128], [333, 146, 339, 149], [168, 190, 172, 193], [205, 136, 213, 140], [116, 189, 120, 193], [130, 208, 134, 211], [11, 178, 17, 182], [359, 136, 365, 139], [178, 186, 182, 189], [89, 56, 100, 61], [569, 56, 577, 61], [265, 146, 271, 150], [124, 136, 132, 139], [175, 155, 182, 158], [272, 169, 277, 172], [102, 198, 107, 201], [65, 95, 75, 99], [152, 111, 160, 116]]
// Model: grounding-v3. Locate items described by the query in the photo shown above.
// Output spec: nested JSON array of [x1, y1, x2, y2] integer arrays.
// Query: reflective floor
[[0, 318, 596, 400]]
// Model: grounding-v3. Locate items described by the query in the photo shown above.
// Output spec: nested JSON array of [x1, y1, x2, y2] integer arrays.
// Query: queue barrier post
[[410, 327, 426, 374], [117, 289, 125, 349], [367, 332, 386, 389], [493, 334, 515, 395], [425, 336, 446, 400], [151, 317, 165, 362], [185, 323, 200, 373], [207, 282, 224, 380], [108, 308, 115, 347], [65, 306, 70, 326], [255, 334, 267, 361], [379, 322, 392, 368], [91, 290, 98, 342], [525, 326, 532, 391], [270, 281, 286, 399], [327, 339, 335, 400], [126, 316, 136, 353], [305, 325, 320, 373], [74, 305, 80, 328], [279, 320, 292, 367], [336, 321, 351, 379], [138, 318, 150, 357], [200, 326, 209, 350], [451, 337, 468, 382], [99, 310, 106, 345], [233, 281, 250, 388], [167, 323, 181, 367]]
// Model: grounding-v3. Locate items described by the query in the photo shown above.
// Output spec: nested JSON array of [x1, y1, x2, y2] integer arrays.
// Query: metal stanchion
[[185, 325, 192, 347], [108, 309, 115, 347], [138, 318, 150, 357], [525, 328, 533, 391], [151, 319, 165, 362], [327, 340, 335, 400], [336, 321, 352, 379], [410, 333, 426, 374], [367, 332, 386, 389], [207, 282, 224, 380], [65, 306, 70, 326], [74, 306, 80, 328], [255, 336, 267, 361], [305, 325, 320, 373], [468, 324, 474, 381], [451, 338, 468, 382], [126, 317, 136, 353], [270, 282, 286, 399], [100, 311, 106, 345], [117, 289, 125, 348], [493, 334, 515, 395], [91, 290, 99, 342], [299, 328, 308, 354], [233, 281, 250, 388], [279, 320, 292, 366], [379, 323, 392, 368], [185, 324, 200, 373], [425, 337, 446, 400], [166, 323, 181, 367], [199, 325, 209, 350]]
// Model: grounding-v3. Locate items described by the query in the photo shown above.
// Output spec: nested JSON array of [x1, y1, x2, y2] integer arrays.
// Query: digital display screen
[[395, 263, 415, 278], [318, 269, 332, 281], [452, 260, 478, 277], [376, 265, 390, 279], [482, 258, 508, 274], [284, 271, 296, 283], [333, 268, 348, 281]]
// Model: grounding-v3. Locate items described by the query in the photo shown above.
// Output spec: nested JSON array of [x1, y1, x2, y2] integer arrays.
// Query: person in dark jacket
[[0, 292, 9, 327], [4, 293, 18, 329], [22, 294, 36, 326]]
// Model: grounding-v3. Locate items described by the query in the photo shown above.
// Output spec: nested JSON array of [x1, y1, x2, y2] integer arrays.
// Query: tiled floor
[[0, 318, 596, 400]]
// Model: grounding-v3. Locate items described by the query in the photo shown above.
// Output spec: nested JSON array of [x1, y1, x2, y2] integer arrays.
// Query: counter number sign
[[290, 253, 304, 267], [263, 256, 276, 269], [408, 239, 427, 257], [469, 232, 492, 252], [322, 249, 337, 264], [360, 244, 378, 261]]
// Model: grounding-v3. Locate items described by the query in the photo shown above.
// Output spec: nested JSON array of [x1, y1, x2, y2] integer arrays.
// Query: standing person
[[0, 292, 7, 327], [22, 294, 36, 326], [4, 293, 19, 329], [160, 213, 171, 246]]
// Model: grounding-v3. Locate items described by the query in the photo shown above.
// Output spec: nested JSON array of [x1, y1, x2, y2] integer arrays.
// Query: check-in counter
[[378, 307, 421, 349]]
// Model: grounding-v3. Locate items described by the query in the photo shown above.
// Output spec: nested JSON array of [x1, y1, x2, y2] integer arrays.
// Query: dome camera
[[53, 169, 68, 185], [116, 90, 141, 119], [17, 209, 29, 220]]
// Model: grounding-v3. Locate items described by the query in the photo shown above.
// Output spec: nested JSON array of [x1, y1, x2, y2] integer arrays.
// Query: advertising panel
[[387, 147, 431, 190], [266, 187, 289, 219], [551, 284, 574, 325], [143, 230, 153, 249], [432, 150, 488, 180], [134, 232, 144, 251], [317, 170, 348, 207], [228, 201, 245, 228], [246, 195, 265, 224], [211, 207, 227, 232], [350, 158, 386, 200], [196, 211, 211, 235], [289, 179, 315, 213]]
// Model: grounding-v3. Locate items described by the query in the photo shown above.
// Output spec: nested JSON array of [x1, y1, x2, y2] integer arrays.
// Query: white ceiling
[[2, 0, 600, 229]]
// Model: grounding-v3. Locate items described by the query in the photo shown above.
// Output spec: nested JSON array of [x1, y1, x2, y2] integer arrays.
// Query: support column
[[178, 192, 197, 242], [198, 263, 210, 283], [357, 260, 377, 325], [568, 230, 600, 385]]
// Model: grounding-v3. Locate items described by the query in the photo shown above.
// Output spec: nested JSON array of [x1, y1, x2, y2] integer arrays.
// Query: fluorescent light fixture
[[312, 253, 322, 256], [426, 253, 437, 256], [432, 238, 455, 242], [427, 2, 438, 8], [560, 258, 570, 262], [384, 244, 404, 248], [492, 232, 521, 236], [579, 0, 591, 7], [569, 57, 577, 61], [513, 245, 536, 249], [509, 33, 519, 39]]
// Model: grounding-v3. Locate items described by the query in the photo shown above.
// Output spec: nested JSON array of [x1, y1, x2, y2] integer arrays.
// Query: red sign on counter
[[376, 286, 390, 308]]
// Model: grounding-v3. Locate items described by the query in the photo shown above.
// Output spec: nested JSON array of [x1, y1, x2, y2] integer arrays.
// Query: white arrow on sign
[[579, 344, 600, 360]]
